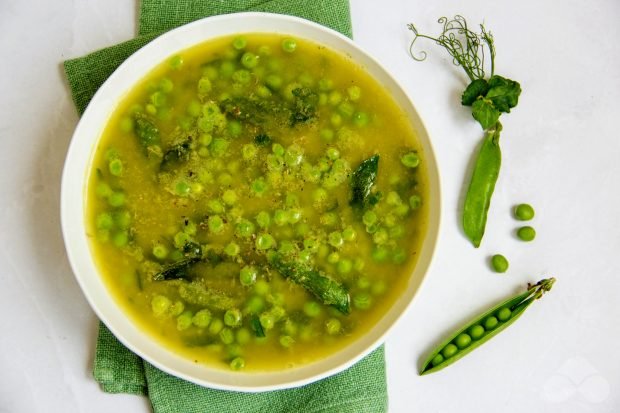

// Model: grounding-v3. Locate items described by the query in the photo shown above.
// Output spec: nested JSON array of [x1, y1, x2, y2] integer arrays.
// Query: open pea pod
[[420, 278, 555, 375]]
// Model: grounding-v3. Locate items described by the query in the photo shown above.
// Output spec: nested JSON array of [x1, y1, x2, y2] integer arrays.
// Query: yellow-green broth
[[87, 34, 428, 371]]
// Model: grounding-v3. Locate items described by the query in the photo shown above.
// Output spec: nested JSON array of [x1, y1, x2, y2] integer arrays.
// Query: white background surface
[[1, 0, 619, 412]]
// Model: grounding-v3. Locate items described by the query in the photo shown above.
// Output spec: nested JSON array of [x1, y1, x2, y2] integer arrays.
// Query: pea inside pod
[[419, 278, 555, 375]]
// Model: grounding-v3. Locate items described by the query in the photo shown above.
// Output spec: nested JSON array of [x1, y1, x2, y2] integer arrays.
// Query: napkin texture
[[63, 1, 387, 412]]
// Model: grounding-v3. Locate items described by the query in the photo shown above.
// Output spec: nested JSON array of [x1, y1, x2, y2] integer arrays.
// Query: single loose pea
[[208, 318, 224, 335], [514, 204, 535, 221], [342, 226, 357, 241], [327, 252, 340, 264], [224, 242, 240, 257], [303, 301, 322, 317], [401, 151, 420, 168], [279, 335, 295, 348], [325, 318, 341, 335], [431, 354, 444, 367], [483, 316, 499, 330], [491, 254, 509, 273], [362, 210, 377, 227], [169, 301, 184, 316], [517, 226, 536, 242], [497, 307, 512, 322], [328, 231, 344, 248], [241, 52, 258, 69], [176, 311, 193, 331], [208, 215, 224, 234], [281, 38, 297, 53], [337, 259, 352, 274], [255, 233, 275, 250], [468, 324, 485, 340], [232, 36, 247, 50], [235, 219, 255, 238], [174, 181, 191, 196], [442, 343, 458, 359], [219, 328, 234, 344], [244, 295, 265, 314], [112, 231, 129, 248], [259, 312, 275, 330], [224, 309, 243, 327], [229, 357, 245, 370], [152, 243, 168, 260], [192, 309, 212, 328], [455, 333, 472, 349], [353, 293, 372, 310], [255, 211, 271, 228], [239, 266, 257, 286], [169, 55, 183, 69], [108, 191, 126, 207], [151, 295, 171, 317], [409, 194, 422, 210], [108, 158, 123, 176], [96, 213, 114, 230], [236, 328, 251, 345], [254, 280, 270, 296]]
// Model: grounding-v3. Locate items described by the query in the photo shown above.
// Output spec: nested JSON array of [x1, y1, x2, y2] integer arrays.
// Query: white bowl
[[61, 12, 441, 392]]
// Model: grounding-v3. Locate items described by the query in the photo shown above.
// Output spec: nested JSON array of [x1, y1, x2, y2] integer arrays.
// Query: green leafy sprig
[[407, 16, 521, 131]]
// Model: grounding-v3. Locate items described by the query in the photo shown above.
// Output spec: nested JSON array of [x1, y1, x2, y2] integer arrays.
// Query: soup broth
[[87, 33, 428, 371]]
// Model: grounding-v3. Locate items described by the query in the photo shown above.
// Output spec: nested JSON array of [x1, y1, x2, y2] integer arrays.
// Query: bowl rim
[[61, 11, 442, 392]]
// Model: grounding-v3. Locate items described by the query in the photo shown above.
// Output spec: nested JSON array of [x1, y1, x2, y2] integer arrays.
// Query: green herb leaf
[[461, 79, 490, 106], [471, 99, 500, 130], [485, 75, 521, 113]]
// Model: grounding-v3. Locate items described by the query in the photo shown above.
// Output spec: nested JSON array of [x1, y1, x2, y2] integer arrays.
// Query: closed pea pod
[[420, 278, 555, 375], [462, 123, 502, 247]]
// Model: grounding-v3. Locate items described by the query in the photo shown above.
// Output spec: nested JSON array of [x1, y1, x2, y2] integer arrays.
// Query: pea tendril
[[407, 16, 495, 82]]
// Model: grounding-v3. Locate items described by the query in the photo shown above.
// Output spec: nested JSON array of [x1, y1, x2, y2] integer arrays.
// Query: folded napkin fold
[[63, 1, 387, 412]]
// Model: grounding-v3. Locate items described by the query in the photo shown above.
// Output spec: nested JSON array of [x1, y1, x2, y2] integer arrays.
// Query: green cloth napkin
[[63, 1, 387, 412]]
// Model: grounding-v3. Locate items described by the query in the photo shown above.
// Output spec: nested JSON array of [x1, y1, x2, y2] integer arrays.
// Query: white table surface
[[1, 0, 619, 411]]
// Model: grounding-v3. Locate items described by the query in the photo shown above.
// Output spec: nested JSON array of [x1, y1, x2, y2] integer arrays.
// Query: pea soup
[[87, 33, 428, 371]]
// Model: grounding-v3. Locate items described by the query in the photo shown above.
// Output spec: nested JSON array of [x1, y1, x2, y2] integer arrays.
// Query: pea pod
[[463, 122, 502, 247], [420, 277, 555, 375]]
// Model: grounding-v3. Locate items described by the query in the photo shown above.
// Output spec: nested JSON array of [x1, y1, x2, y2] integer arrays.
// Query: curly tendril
[[407, 15, 496, 82]]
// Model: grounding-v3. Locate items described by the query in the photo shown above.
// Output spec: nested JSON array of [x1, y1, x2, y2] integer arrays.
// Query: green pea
[[169, 55, 183, 69], [352, 112, 369, 127], [303, 301, 322, 317], [176, 311, 193, 331], [228, 120, 243, 137], [409, 194, 422, 210], [239, 266, 258, 287], [401, 151, 420, 168], [222, 190, 237, 205], [259, 312, 275, 330], [229, 357, 245, 370], [254, 280, 270, 296], [255, 233, 275, 250], [347, 85, 362, 101], [112, 230, 129, 248], [371, 247, 389, 263], [265, 74, 283, 90], [152, 243, 168, 260], [151, 295, 171, 317], [328, 231, 344, 248], [320, 128, 334, 142], [491, 254, 509, 273], [244, 295, 264, 314], [219, 328, 234, 344], [337, 101, 355, 118], [208, 318, 224, 335], [517, 226, 536, 241], [208, 215, 224, 234], [186, 99, 201, 117], [197, 77, 212, 95], [342, 226, 357, 241], [235, 219, 255, 238], [362, 210, 377, 226], [455, 333, 472, 349], [279, 335, 295, 348], [327, 252, 340, 264], [232, 36, 247, 50], [353, 293, 372, 310], [251, 177, 268, 196], [497, 307, 512, 322], [236, 328, 251, 345], [224, 242, 240, 257], [514, 204, 535, 221], [174, 181, 191, 196], [255, 211, 271, 228], [325, 318, 341, 335], [372, 228, 388, 245], [108, 191, 126, 207], [96, 182, 113, 199], [241, 52, 258, 69], [96, 212, 114, 230], [242, 143, 257, 160], [224, 309, 243, 327], [208, 199, 225, 214], [337, 259, 352, 274], [274, 209, 288, 226], [483, 316, 499, 330], [431, 354, 444, 367], [468, 324, 485, 340], [281, 38, 297, 53], [108, 158, 123, 176], [192, 309, 212, 328], [441, 343, 458, 359]]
